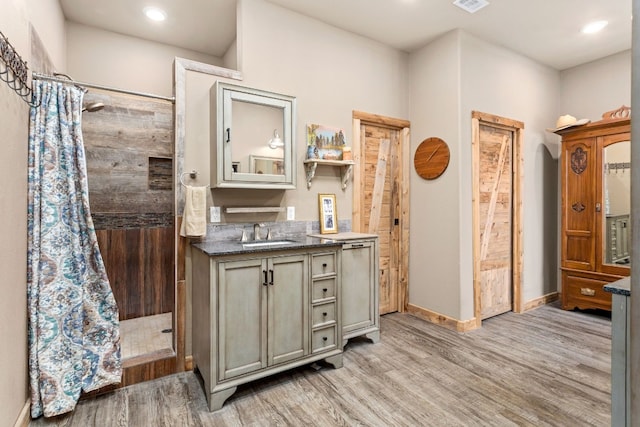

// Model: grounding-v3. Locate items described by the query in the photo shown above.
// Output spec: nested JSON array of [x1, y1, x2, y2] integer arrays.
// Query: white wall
[[560, 50, 631, 122], [239, 0, 408, 221], [407, 30, 561, 321], [223, 39, 237, 71], [66, 22, 223, 97], [182, 0, 409, 222], [459, 32, 561, 313], [407, 30, 462, 319], [0, 1, 66, 424], [26, 0, 66, 70]]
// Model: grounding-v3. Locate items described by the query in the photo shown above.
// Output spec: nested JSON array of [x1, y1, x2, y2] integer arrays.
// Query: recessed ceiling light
[[582, 20, 608, 34], [144, 7, 167, 22]]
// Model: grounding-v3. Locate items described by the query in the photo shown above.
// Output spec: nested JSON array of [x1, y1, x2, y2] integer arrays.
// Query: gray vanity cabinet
[[191, 245, 343, 412], [217, 254, 308, 380], [341, 238, 380, 345]]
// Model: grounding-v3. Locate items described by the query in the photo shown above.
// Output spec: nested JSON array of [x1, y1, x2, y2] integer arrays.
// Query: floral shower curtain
[[27, 80, 121, 418]]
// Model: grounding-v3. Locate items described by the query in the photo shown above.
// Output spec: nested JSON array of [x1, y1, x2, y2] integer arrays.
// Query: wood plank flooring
[[30, 303, 611, 426]]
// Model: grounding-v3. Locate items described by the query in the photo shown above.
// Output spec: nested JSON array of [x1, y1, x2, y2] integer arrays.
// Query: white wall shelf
[[303, 159, 354, 190]]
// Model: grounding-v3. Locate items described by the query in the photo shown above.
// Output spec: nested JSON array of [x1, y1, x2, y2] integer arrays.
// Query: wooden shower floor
[[120, 313, 173, 365]]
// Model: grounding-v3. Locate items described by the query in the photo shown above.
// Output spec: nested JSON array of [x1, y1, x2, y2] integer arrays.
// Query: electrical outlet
[[287, 206, 295, 221], [210, 206, 221, 223]]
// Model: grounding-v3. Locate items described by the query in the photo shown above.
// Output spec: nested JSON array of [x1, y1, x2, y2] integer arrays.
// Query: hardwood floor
[[30, 303, 611, 426]]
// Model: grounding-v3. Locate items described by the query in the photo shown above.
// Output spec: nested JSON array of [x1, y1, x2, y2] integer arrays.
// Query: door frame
[[352, 110, 410, 312], [471, 111, 524, 325]]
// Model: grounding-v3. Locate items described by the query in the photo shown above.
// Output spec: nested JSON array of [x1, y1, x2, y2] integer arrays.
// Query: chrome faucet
[[254, 223, 262, 241]]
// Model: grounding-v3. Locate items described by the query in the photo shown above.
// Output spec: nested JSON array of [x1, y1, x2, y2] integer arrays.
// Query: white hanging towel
[[180, 185, 207, 237]]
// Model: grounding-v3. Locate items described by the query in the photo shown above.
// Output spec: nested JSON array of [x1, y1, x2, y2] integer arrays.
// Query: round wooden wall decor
[[414, 137, 450, 180]]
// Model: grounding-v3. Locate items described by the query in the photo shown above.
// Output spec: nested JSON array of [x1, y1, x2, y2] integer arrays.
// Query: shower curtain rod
[[32, 72, 175, 103]]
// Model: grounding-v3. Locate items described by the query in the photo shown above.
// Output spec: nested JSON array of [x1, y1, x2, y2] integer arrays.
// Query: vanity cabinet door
[[217, 258, 267, 380], [341, 239, 380, 343], [268, 254, 309, 365], [217, 253, 309, 379]]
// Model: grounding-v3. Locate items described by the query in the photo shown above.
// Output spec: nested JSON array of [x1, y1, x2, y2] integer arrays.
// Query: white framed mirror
[[211, 81, 296, 189]]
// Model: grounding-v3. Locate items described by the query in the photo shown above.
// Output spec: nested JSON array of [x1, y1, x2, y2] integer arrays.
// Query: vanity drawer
[[311, 253, 336, 276], [312, 277, 336, 301], [312, 326, 337, 352], [312, 302, 336, 327]]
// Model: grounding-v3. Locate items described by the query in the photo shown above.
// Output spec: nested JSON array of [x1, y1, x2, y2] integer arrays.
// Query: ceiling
[[59, 0, 632, 71]]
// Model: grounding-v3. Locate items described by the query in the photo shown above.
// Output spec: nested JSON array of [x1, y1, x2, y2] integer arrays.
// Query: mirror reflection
[[603, 140, 630, 265], [230, 99, 284, 176]]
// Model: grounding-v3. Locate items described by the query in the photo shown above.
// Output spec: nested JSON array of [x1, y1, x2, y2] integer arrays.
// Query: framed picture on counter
[[318, 193, 338, 234]]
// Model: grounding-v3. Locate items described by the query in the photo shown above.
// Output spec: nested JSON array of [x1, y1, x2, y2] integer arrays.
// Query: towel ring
[[180, 170, 209, 187]]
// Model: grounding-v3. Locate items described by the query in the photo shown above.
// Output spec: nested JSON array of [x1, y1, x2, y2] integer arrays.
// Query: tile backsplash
[[194, 220, 351, 243]]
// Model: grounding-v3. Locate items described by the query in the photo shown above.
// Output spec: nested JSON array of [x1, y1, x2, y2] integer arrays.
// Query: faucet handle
[[241, 230, 249, 242], [254, 223, 262, 241], [266, 228, 273, 240]]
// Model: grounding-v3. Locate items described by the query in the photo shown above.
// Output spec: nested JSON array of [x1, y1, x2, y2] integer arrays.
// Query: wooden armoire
[[558, 106, 631, 311]]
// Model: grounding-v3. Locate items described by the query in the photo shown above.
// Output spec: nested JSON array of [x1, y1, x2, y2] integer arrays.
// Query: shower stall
[[81, 87, 176, 386], [30, 71, 178, 389]]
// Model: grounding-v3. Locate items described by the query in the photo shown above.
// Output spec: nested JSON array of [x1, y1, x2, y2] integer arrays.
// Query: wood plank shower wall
[[83, 89, 174, 321]]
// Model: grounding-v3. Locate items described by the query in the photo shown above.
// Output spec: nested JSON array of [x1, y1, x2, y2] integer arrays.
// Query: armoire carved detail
[[571, 202, 585, 213], [570, 147, 587, 174]]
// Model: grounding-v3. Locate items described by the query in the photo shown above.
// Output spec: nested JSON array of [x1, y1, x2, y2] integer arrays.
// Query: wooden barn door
[[472, 112, 524, 322], [353, 111, 410, 315]]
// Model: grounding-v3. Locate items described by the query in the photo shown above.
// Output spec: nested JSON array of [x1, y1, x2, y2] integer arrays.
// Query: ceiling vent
[[453, 0, 489, 13]]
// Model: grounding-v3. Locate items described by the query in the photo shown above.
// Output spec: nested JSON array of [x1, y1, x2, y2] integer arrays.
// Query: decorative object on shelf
[[318, 193, 338, 234], [303, 159, 354, 190], [307, 124, 346, 160], [342, 146, 352, 161], [0, 30, 34, 105], [307, 144, 319, 159], [414, 137, 450, 180]]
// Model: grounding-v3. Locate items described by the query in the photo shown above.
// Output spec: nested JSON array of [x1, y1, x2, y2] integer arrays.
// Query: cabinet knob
[[322, 312, 327, 316], [323, 288, 328, 292], [322, 336, 328, 341], [322, 263, 327, 268]]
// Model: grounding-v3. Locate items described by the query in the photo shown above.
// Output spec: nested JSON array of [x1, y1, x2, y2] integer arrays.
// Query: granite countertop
[[192, 235, 343, 256], [603, 277, 630, 296], [307, 231, 378, 241]]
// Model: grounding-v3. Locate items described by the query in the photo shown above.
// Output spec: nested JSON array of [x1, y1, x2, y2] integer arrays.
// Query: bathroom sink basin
[[242, 240, 297, 248]]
